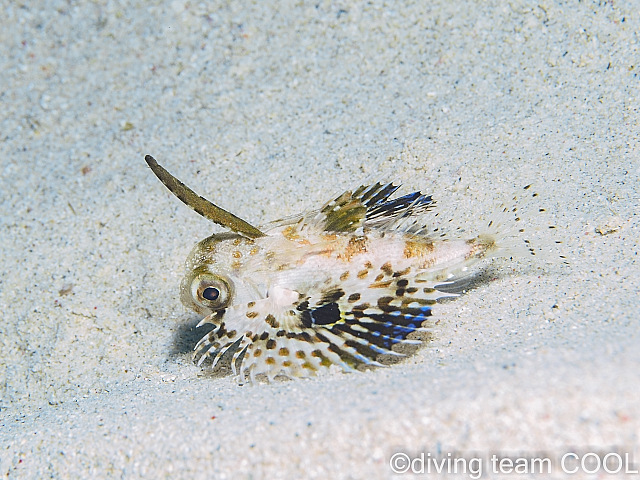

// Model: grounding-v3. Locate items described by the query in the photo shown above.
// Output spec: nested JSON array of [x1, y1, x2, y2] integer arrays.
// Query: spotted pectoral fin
[[192, 297, 346, 381], [332, 296, 435, 363], [195, 317, 355, 383], [193, 293, 414, 381], [194, 274, 451, 381], [295, 275, 451, 367]]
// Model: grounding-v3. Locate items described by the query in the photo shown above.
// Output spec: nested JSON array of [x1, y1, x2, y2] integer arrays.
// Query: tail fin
[[477, 184, 566, 264], [424, 184, 567, 286]]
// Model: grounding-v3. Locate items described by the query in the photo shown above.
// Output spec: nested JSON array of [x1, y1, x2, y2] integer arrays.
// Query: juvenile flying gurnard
[[145, 155, 546, 383]]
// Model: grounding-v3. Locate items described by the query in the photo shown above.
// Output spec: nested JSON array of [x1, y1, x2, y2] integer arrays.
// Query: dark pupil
[[202, 287, 220, 301]]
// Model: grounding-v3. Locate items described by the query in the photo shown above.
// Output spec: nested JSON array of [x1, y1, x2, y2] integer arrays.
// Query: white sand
[[1, 1, 638, 478]]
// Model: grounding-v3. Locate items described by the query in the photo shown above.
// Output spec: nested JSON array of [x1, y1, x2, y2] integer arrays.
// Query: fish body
[[145, 155, 548, 383]]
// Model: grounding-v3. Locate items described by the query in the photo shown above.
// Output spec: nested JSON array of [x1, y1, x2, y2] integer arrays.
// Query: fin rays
[[297, 179, 436, 234]]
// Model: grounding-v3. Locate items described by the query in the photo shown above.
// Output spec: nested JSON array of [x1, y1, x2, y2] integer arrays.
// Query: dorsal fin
[[145, 155, 265, 239], [291, 180, 435, 234], [365, 190, 435, 229]]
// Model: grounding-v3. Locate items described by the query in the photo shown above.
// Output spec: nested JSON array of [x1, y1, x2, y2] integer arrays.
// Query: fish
[[145, 154, 559, 383]]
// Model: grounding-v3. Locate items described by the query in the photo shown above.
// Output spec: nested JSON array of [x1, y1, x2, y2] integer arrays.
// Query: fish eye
[[202, 287, 219, 301], [191, 273, 233, 311]]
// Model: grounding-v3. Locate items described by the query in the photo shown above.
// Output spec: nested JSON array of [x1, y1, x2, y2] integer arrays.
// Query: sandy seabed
[[1, 1, 638, 478]]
